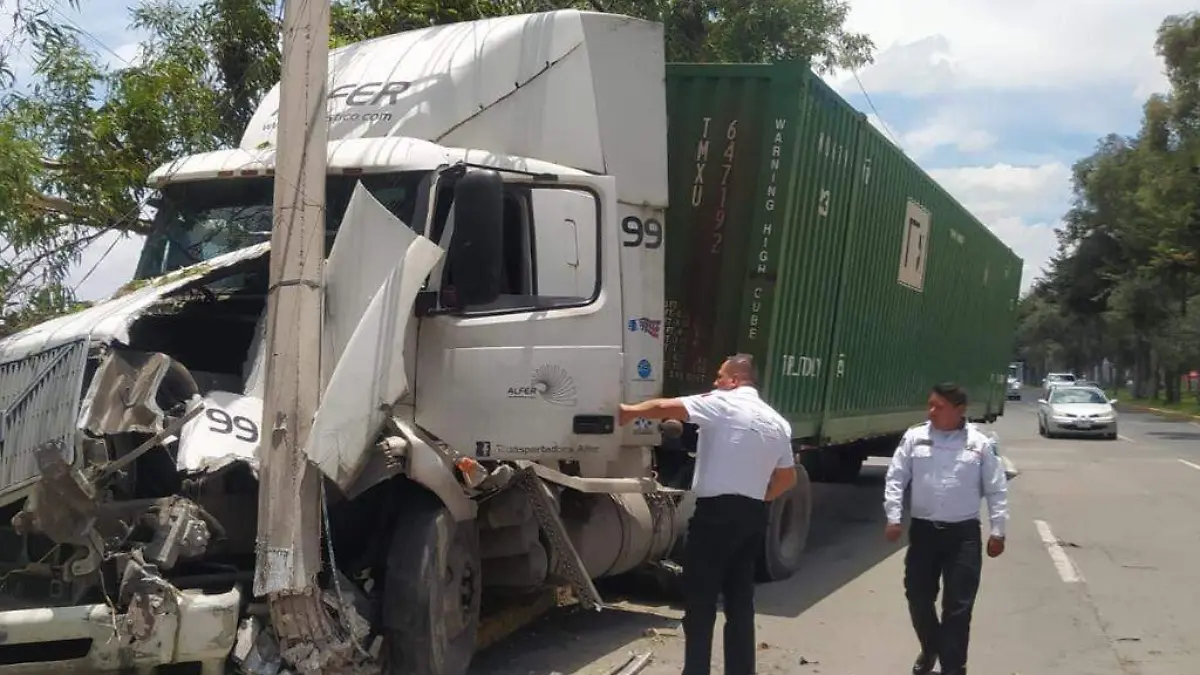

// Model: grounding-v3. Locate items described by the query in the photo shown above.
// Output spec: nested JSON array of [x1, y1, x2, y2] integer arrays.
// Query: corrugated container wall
[[663, 62, 1024, 444]]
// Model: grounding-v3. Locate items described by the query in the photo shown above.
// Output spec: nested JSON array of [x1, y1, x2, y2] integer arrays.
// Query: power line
[[851, 69, 906, 154], [70, 229, 124, 293]]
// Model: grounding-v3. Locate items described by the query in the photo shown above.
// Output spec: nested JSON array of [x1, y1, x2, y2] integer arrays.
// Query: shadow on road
[[470, 463, 899, 672], [1144, 430, 1200, 441], [469, 604, 675, 675], [754, 463, 896, 618]]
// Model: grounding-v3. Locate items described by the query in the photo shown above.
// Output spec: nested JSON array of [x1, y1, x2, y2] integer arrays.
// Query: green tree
[[0, 0, 280, 331], [1021, 12, 1200, 402]]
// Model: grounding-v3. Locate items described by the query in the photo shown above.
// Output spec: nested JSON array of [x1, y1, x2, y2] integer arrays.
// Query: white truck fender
[[399, 424, 478, 522]]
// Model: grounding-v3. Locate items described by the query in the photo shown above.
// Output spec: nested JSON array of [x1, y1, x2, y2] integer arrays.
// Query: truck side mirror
[[446, 170, 504, 307]]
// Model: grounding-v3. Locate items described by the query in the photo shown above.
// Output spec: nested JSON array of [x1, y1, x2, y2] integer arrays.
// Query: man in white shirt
[[883, 382, 1010, 675], [619, 354, 796, 675]]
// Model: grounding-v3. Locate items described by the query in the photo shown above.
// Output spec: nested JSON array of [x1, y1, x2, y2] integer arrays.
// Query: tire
[[798, 449, 826, 482], [756, 464, 812, 582], [381, 495, 482, 675], [1037, 418, 1046, 437], [803, 449, 862, 483], [828, 452, 864, 483]]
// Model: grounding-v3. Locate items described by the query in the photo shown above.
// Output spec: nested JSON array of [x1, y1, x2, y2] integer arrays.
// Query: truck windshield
[[135, 171, 427, 279]]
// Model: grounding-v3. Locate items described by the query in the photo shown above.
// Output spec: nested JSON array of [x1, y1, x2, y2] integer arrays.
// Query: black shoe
[[911, 653, 935, 675]]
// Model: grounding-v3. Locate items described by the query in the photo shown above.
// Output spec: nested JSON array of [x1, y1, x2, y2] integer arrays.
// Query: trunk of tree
[[1133, 338, 1152, 398], [1165, 368, 1182, 404]]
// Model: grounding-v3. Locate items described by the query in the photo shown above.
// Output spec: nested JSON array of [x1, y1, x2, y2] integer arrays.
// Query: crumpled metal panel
[[303, 183, 444, 491], [80, 349, 193, 437], [0, 339, 89, 504]]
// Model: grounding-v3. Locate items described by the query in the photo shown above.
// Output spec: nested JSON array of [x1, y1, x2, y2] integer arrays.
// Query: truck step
[[510, 467, 604, 610]]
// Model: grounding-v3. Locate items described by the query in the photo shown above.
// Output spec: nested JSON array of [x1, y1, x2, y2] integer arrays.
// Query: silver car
[[1037, 387, 1119, 439]]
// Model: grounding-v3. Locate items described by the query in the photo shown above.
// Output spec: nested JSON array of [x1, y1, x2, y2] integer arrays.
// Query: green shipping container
[[662, 62, 1023, 446]]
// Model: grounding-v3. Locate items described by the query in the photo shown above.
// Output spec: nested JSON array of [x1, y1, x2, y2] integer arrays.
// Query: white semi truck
[[0, 11, 802, 674], [0, 7, 1023, 673]]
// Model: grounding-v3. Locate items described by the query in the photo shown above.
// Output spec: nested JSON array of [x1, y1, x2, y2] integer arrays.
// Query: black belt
[[913, 517, 978, 530]]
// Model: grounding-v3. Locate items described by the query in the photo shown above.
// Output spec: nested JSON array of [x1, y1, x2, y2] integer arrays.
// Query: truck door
[[414, 173, 625, 466]]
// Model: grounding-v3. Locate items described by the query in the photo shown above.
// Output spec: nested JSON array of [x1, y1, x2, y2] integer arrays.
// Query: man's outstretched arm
[[620, 392, 723, 427], [619, 399, 689, 425]]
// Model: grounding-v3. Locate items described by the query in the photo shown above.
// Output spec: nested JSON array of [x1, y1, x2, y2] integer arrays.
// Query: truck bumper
[[0, 587, 241, 674]]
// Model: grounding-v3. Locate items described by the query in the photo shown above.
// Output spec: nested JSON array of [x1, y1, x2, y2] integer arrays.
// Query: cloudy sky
[[7, 0, 1195, 299]]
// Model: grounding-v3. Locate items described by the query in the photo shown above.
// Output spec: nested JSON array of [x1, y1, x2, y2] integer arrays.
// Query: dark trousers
[[682, 494, 768, 675], [904, 518, 983, 673]]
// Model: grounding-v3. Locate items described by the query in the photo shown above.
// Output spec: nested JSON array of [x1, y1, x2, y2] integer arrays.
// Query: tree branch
[[24, 192, 153, 236], [1, 228, 111, 303]]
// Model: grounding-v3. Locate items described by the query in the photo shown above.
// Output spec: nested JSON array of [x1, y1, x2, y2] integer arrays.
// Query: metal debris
[[232, 617, 285, 675], [144, 497, 213, 569], [118, 553, 181, 643], [608, 651, 653, 675]]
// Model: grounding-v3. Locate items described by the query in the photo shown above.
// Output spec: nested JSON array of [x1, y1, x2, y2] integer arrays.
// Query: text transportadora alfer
[[492, 443, 601, 455]]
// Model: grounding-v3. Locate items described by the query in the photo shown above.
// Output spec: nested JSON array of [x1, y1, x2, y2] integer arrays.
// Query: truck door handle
[[573, 415, 614, 435]]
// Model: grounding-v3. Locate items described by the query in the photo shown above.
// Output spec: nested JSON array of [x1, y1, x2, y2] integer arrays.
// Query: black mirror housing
[[445, 170, 504, 307]]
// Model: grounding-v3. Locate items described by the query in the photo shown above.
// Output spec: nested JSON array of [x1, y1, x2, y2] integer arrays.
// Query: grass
[[1107, 387, 1200, 419]]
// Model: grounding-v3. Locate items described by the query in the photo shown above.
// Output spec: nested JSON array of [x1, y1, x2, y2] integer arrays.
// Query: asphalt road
[[471, 395, 1200, 675]]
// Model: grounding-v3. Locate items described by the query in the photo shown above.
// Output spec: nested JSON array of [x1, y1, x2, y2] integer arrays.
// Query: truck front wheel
[[381, 497, 482, 675], [756, 464, 812, 582]]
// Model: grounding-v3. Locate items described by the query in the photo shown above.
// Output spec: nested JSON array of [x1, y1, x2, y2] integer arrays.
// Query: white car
[[1006, 377, 1022, 400], [1037, 387, 1119, 440], [1041, 372, 1077, 398]]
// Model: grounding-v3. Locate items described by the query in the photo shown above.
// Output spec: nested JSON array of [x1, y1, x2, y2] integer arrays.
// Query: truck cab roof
[[148, 136, 588, 188]]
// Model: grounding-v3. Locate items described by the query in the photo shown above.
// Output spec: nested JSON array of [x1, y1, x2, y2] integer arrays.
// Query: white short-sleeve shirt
[[679, 386, 794, 500]]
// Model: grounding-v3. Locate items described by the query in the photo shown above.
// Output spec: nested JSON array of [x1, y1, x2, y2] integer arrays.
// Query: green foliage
[[0, 0, 279, 333], [1017, 12, 1200, 402]]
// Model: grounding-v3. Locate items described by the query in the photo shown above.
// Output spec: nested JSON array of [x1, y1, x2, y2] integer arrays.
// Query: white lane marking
[[1034, 519, 1084, 584], [1118, 434, 1134, 442], [1178, 459, 1200, 472]]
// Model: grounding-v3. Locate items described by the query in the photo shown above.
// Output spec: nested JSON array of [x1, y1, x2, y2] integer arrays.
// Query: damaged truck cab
[[0, 11, 722, 674]]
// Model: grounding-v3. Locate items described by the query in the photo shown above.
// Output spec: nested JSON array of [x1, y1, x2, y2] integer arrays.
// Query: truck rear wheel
[[381, 496, 481, 675], [802, 448, 863, 483], [827, 452, 864, 483], [756, 464, 812, 582]]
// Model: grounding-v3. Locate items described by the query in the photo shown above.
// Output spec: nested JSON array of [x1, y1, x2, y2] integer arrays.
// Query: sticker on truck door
[[898, 200, 930, 292]]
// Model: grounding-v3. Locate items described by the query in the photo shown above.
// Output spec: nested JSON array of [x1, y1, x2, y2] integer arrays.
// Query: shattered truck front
[[0, 244, 272, 673]]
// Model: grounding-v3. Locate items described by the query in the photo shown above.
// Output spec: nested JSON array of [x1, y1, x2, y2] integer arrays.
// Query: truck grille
[[0, 340, 89, 497]]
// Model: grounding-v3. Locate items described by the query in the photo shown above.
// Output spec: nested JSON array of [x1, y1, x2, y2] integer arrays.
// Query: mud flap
[[509, 466, 604, 610]]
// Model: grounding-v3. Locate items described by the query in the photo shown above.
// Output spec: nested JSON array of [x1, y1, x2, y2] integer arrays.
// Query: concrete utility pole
[[255, 0, 338, 663]]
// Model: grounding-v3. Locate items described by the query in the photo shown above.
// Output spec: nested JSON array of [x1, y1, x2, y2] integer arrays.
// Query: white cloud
[[106, 41, 145, 69], [986, 216, 1060, 290], [67, 231, 145, 302], [899, 112, 996, 159], [929, 163, 1072, 291], [829, 0, 1194, 96], [929, 163, 1072, 220]]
